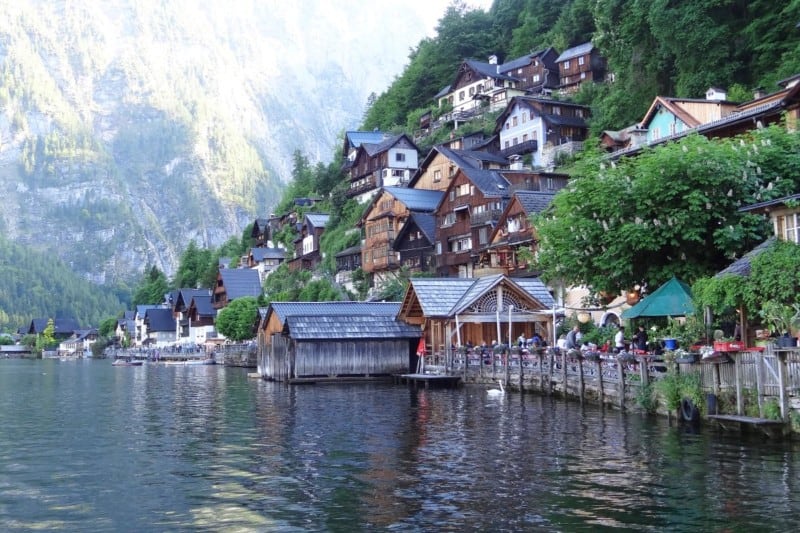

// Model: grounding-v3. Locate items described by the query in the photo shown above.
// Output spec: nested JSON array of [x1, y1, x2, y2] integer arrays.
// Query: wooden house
[[398, 274, 554, 361], [478, 190, 556, 277], [169, 288, 211, 342], [342, 130, 389, 169], [739, 193, 800, 244], [250, 217, 270, 247], [115, 311, 136, 345], [257, 302, 420, 382], [334, 244, 362, 293], [360, 187, 444, 290], [437, 57, 524, 115], [185, 294, 217, 346], [498, 47, 559, 94], [409, 144, 510, 192], [555, 42, 606, 94], [287, 213, 330, 272], [434, 167, 567, 277], [346, 134, 419, 202], [494, 96, 590, 168], [394, 212, 437, 274], [638, 93, 739, 144], [212, 268, 262, 309], [133, 304, 163, 346]]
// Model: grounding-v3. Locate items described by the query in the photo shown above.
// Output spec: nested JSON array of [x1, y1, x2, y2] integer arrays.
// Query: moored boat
[[112, 358, 143, 367]]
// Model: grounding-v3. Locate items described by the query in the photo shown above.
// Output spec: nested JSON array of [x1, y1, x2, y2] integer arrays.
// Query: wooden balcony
[[471, 209, 503, 226], [346, 176, 378, 198], [499, 139, 538, 158]]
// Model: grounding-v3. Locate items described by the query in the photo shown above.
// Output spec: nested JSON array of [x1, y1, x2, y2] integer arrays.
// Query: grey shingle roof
[[460, 167, 512, 197], [144, 308, 174, 332], [176, 288, 211, 309], [346, 131, 387, 149], [409, 276, 555, 317], [361, 133, 417, 157], [453, 149, 509, 166], [285, 315, 421, 340], [305, 213, 330, 229], [191, 295, 216, 318], [335, 244, 362, 258], [556, 42, 594, 63], [464, 59, 518, 82], [406, 212, 436, 244], [219, 269, 262, 300], [543, 113, 588, 128], [136, 304, 163, 319], [738, 194, 800, 213], [384, 187, 444, 212], [251, 247, 285, 262], [269, 302, 401, 323], [716, 238, 775, 277], [514, 191, 556, 215], [28, 318, 81, 335]]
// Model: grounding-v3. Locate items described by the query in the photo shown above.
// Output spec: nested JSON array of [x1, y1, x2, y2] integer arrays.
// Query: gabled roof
[[266, 302, 401, 325], [305, 213, 330, 229], [621, 277, 694, 318], [335, 244, 362, 258], [513, 190, 556, 216], [284, 315, 421, 340], [402, 275, 554, 319], [28, 318, 81, 335], [136, 304, 163, 319], [144, 308, 174, 332], [716, 238, 776, 278], [493, 96, 590, 134], [382, 187, 444, 212], [639, 96, 705, 130], [498, 47, 557, 73], [395, 212, 436, 248], [250, 247, 285, 262], [434, 84, 452, 99], [360, 133, 418, 158], [459, 167, 512, 198], [345, 131, 387, 150], [189, 295, 216, 318], [556, 42, 594, 63], [463, 59, 518, 82], [219, 268, 262, 300], [175, 288, 211, 310]]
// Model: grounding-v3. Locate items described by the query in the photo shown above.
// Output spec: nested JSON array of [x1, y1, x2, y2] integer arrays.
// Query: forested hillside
[[365, 0, 800, 135], [0, 236, 126, 331]]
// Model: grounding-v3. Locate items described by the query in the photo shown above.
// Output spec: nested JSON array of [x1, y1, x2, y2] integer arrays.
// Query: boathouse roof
[[284, 314, 421, 340], [268, 302, 401, 323]]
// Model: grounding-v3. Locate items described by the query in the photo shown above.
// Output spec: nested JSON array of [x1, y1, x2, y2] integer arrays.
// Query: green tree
[[99, 316, 117, 338], [534, 127, 799, 295], [215, 297, 259, 341], [132, 266, 170, 306]]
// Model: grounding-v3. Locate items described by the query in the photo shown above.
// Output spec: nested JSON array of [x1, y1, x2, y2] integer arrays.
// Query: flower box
[[713, 341, 744, 352]]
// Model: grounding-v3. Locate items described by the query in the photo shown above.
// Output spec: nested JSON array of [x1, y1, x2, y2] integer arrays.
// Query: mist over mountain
[[0, 0, 444, 283]]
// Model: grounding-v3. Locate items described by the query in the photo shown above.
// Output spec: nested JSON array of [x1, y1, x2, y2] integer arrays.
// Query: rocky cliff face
[[0, 0, 436, 283]]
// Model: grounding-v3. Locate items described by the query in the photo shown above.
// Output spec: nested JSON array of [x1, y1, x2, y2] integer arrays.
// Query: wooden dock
[[707, 414, 789, 437], [395, 373, 462, 389]]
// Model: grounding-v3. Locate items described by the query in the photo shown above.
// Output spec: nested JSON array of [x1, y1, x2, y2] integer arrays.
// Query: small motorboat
[[112, 359, 143, 367]]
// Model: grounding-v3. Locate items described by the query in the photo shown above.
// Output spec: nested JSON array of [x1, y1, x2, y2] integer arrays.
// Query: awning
[[621, 276, 694, 319]]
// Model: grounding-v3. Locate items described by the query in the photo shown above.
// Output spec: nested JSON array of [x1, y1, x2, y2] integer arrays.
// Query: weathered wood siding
[[261, 337, 410, 381]]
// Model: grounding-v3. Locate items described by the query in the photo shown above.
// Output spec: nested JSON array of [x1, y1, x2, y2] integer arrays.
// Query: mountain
[[0, 0, 445, 284]]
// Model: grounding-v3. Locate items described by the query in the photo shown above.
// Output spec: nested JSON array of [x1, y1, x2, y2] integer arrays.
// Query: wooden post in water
[[539, 350, 545, 393], [734, 353, 743, 415], [755, 352, 764, 417], [617, 359, 626, 410], [597, 359, 604, 406], [639, 357, 649, 388], [562, 350, 568, 398], [578, 357, 585, 405], [778, 351, 788, 421], [547, 350, 554, 395]]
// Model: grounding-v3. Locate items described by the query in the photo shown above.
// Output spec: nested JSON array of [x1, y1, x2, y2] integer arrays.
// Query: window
[[580, 72, 586, 80], [449, 165, 456, 177], [552, 106, 561, 115], [522, 112, 527, 123], [513, 137, 518, 145], [433, 169, 442, 182], [436, 241, 442, 254], [505, 140, 510, 148], [395, 152, 406, 162], [522, 134, 528, 142], [455, 183, 471, 197], [780, 214, 800, 243], [477, 84, 483, 93], [564, 60, 570, 69], [478, 227, 489, 245], [517, 68, 523, 74], [469, 87, 475, 96], [533, 74, 540, 83], [449, 191, 455, 202], [459, 91, 465, 101], [442, 212, 456, 227], [578, 56, 585, 66], [512, 116, 518, 127], [505, 123, 510, 130]]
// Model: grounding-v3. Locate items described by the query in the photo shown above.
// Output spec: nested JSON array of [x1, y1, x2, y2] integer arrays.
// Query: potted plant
[[759, 301, 800, 348]]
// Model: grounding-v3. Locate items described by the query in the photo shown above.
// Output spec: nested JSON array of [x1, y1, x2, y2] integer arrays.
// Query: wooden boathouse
[[257, 302, 421, 382]]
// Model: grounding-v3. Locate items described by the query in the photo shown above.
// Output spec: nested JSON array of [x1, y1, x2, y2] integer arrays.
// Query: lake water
[[1, 358, 798, 532]]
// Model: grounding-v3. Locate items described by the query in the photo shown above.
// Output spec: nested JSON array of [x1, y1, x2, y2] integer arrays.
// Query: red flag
[[416, 338, 426, 356]]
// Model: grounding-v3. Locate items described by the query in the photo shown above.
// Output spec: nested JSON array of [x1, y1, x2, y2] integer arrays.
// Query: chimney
[[488, 54, 498, 65], [753, 87, 766, 99]]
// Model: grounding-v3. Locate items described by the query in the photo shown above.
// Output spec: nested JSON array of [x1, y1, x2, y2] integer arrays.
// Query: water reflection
[[0, 359, 798, 531]]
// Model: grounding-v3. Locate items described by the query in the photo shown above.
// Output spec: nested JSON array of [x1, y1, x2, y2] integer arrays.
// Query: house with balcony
[[133, 304, 164, 346], [250, 217, 270, 247], [342, 130, 390, 169], [186, 294, 217, 346], [477, 190, 556, 277], [360, 187, 444, 291], [555, 42, 606, 94], [212, 268, 262, 309], [409, 144, 509, 192], [499, 47, 560, 94], [393, 212, 437, 275], [494, 96, 590, 168], [142, 307, 176, 347], [346, 134, 419, 203], [607, 76, 800, 160], [287, 213, 330, 272], [435, 167, 568, 278], [58, 328, 98, 356], [436, 56, 525, 118], [168, 288, 211, 343]]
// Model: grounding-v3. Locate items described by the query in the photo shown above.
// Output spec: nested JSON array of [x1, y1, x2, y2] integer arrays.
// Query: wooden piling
[[597, 359, 604, 405], [617, 359, 626, 410], [578, 357, 585, 405]]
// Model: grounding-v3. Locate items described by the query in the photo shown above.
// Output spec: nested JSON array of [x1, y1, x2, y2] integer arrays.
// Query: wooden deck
[[707, 414, 789, 437], [395, 373, 462, 389]]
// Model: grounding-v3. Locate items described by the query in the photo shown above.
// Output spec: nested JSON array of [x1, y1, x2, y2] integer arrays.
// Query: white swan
[[487, 379, 505, 396]]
